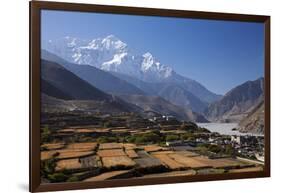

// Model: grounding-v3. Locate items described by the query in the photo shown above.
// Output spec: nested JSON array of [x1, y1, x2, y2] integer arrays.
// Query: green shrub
[[224, 144, 235, 156], [48, 172, 68, 183], [144, 132, 161, 142], [165, 134, 179, 141], [197, 146, 208, 154], [208, 144, 222, 154], [125, 136, 136, 143], [134, 136, 145, 144], [67, 176, 79, 182], [41, 158, 56, 177], [133, 132, 161, 144], [41, 126, 51, 143], [103, 121, 113, 128], [180, 132, 195, 140], [97, 136, 117, 143]]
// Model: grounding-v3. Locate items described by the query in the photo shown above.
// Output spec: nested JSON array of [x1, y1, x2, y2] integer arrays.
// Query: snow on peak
[[102, 35, 127, 50], [141, 52, 173, 78], [143, 52, 153, 58], [142, 52, 156, 71], [103, 34, 120, 42], [43, 35, 174, 82], [80, 35, 127, 52]]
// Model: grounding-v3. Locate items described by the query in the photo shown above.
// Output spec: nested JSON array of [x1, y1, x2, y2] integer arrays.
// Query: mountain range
[[41, 35, 265, 133], [43, 35, 176, 83], [43, 35, 221, 112], [41, 55, 207, 122]]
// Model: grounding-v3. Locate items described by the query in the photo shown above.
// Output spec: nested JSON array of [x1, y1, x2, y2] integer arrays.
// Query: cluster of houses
[[231, 135, 264, 162], [165, 132, 264, 162]]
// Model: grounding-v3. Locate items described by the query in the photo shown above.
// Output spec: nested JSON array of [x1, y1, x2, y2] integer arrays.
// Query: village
[[40, 112, 264, 183]]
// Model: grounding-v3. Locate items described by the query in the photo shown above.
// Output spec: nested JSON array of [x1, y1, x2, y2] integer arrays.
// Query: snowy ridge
[[44, 35, 173, 82]]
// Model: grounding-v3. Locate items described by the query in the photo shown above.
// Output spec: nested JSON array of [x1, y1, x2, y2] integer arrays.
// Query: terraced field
[[41, 141, 263, 182]]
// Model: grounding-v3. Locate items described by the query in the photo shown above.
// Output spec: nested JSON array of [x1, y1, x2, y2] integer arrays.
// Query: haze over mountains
[[41, 35, 265, 132]]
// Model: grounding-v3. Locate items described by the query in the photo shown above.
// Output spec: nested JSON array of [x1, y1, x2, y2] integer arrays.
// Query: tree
[[103, 121, 112, 128], [180, 132, 195, 140], [67, 176, 79, 182], [197, 145, 208, 154], [208, 144, 222, 154], [166, 134, 179, 141], [125, 136, 136, 143], [97, 136, 117, 143], [145, 132, 161, 142], [48, 173, 68, 183], [41, 158, 56, 177], [41, 126, 51, 143], [224, 144, 235, 156], [133, 132, 161, 144]]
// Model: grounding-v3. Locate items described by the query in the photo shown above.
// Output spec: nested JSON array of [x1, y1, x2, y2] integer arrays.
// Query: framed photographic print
[[30, 1, 270, 192]]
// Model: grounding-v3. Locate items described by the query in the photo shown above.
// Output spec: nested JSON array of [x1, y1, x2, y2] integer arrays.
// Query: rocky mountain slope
[[41, 79, 74, 100], [156, 83, 208, 113], [204, 78, 264, 122], [41, 59, 111, 101], [111, 72, 208, 113], [239, 101, 265, 134]]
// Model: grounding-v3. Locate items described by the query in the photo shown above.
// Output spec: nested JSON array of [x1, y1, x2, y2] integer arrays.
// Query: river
[[197, 123, 263, 136]]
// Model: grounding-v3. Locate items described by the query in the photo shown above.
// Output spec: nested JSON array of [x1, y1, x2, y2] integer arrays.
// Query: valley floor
[[40, 112, 264, 183]]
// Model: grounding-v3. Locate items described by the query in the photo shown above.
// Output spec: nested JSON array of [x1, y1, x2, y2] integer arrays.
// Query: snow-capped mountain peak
[[43, 35, 174, 82], [85, 35, 127, 51], [142, 52, 157, 70], [102, 35, 126, 48]]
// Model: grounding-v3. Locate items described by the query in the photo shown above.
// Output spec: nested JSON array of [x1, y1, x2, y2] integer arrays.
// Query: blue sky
[[41, 10, 264, 95]]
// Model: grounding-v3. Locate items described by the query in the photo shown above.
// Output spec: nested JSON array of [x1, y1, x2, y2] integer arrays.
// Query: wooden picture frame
[[30, 1, 270, 192]]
